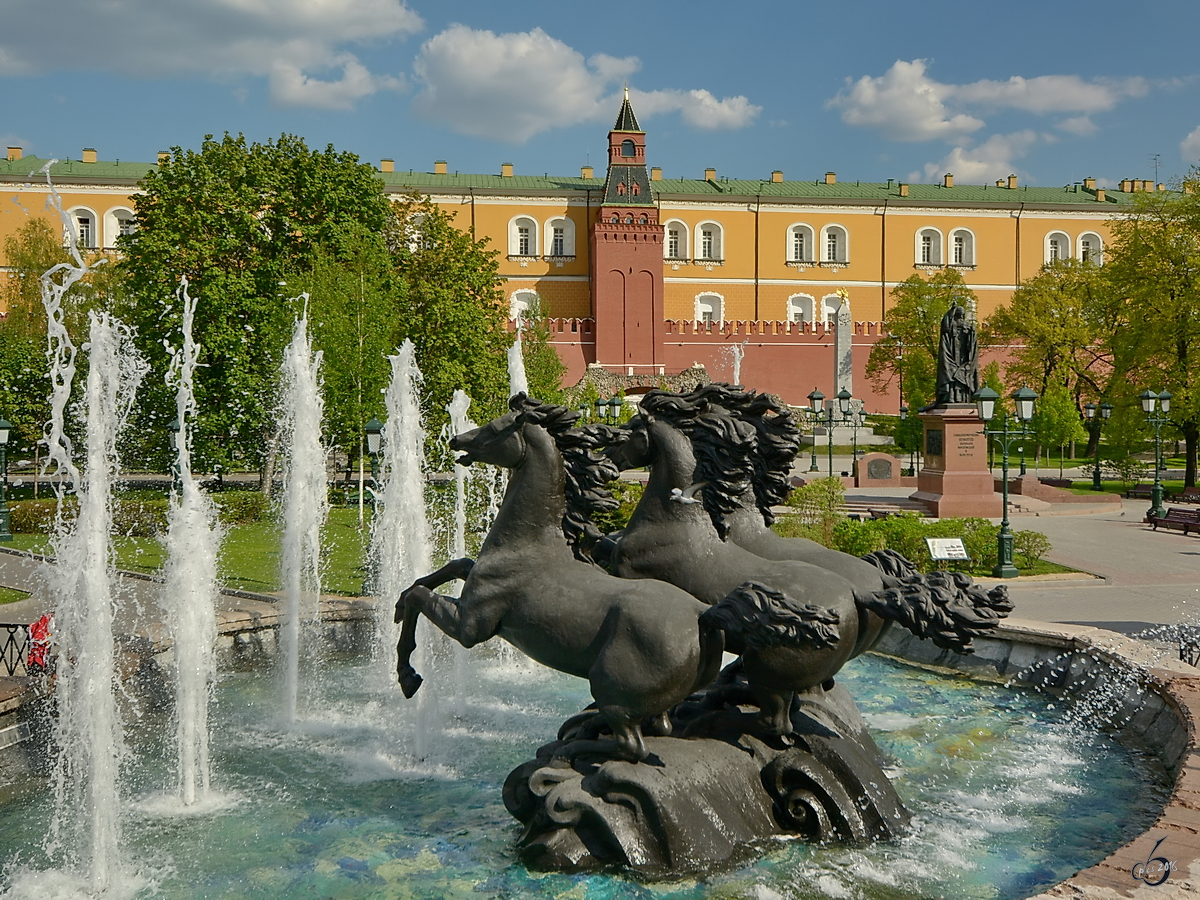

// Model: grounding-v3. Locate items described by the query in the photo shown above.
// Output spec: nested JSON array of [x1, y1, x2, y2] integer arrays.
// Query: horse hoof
[[398, 669, 423, 699]]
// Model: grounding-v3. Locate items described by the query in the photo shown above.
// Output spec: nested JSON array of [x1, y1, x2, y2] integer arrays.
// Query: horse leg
[[393, 558, 475, 625], [643, 711, 673, 737], [394, 585, 468, 698], [552, 708, 648, 763], [751, 686, 794, 736]]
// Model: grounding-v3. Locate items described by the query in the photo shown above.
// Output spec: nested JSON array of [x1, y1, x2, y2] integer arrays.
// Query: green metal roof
[[0, 153, 1157, 210], [0, 155, 156, 183]]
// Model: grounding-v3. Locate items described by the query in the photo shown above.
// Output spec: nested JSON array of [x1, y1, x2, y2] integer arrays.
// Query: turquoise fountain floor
[[0, 649, 1171, 899]]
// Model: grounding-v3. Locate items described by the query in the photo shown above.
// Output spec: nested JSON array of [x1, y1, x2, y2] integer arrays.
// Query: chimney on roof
[[704, 167, 716, 181], [434, 160, 447, 174], [82, 148, 97, 164], [501, 162, 514, 177], [771, 170, 783, 183], [1119, 179, 1130, 192], [824, 171, 836, 185], [1158, 183, 1166, 191], [943, 173, 954, 188], [6, 147, 21, 162], [1084, 176, 1096, 189], [582, 165, 594, 179], [996, 179, 1005, 187], [650, 166, 662, 181], [157, 151, 170, 164], [1095, 188, 1106, 202], [381, 159, 394, 173], [898, 182, 909, 197], [1007, 174, 1018, 189]]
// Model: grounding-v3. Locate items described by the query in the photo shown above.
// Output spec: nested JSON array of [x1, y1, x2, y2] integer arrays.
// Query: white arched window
[[915, 227, 943, 266], [509, 289, 538, 321], [67, 206, 98, 250], [695, 292, 724, 323], [1078, 232, 1103, 265], [786, 224, 815, 263], [508, 216, 539, 258], [664, 219, 689, 260], [949, 228, 975, 266], [786, 294, 815, 324], [695, 221, 723, 262], [103, 206, 136, 249], [1045, 231, 1071, 264], [544, 216, 575, 258], [820, 224, 848, 264], [819, 294, 847, 325]]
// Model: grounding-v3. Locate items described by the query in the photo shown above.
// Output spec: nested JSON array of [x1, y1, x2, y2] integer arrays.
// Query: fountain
[[277, 309, 328, 723], [507, 330, 529, 398], [160, 279, 221, 806]]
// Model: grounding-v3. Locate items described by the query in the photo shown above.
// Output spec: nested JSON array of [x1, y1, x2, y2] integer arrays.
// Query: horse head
[[450, 393, 584, 471]]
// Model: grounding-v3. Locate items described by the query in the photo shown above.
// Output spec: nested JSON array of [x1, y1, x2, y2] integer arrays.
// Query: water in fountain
[[724, 338, 748, 385], [507, 329, 528, 398], [278, 309, 328, 723], [160, 278, 222, 807], [445, 390, 477, 714]]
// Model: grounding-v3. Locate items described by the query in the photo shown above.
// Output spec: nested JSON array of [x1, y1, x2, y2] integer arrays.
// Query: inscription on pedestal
[[957, 433, 976, 457], [926, 429, 943, 455]]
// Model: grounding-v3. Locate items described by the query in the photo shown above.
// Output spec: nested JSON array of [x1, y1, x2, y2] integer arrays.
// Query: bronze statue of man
[[935, 301, 978, 405]]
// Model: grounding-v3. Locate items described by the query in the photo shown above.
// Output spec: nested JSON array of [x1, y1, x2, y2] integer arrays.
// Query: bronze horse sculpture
[[394, 394, 842, 762], [599, 388, 1012, 735]]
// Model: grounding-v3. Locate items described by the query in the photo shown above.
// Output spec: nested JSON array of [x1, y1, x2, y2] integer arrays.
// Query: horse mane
[[639, 388, 758, 540], [688, 383, 801, 525], [509, 393, 625, 562]]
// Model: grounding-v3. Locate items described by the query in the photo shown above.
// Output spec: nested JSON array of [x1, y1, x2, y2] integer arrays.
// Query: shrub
[[9, 498, 75, 534], [1101, 455, 1148, 492], [212, 490, 271, 525], [785, 477, 845, 546], [1014, 530, 1052, 569], [591, 480, 645, 534], [112, 497, 169, 537]]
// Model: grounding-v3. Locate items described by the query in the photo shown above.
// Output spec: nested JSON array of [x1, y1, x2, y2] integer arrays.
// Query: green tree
[[1030, 380, 1087, 475], [388, 192, 512, 438], [120, 133, 395, 476], [520, 300, 567, 404], [867, 270, 979, 410], [1104, 180, 1200, 486]]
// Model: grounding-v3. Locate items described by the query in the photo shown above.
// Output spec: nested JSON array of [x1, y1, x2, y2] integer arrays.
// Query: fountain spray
[[278, 309, 328, 723], [507, 331, 529, 398], [445, 391, 477, 715], [161, 278, 222, 806]]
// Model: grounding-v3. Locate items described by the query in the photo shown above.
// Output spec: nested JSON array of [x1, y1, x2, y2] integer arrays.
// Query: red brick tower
[[590, 90, 665, 373]]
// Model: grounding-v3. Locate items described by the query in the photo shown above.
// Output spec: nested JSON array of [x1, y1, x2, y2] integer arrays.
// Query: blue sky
[[3, 0, 1200, 188]]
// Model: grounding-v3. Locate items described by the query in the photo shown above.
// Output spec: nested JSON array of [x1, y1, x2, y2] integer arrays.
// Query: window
[[1045, 231, 1071, 264], [76, 214, 93, 249], [695, 222, 722, 261], [820, 295, 843, 324], [787, 224, 814, 263], [544, 216, 575, 257], [695, 293, 723, 323], [621, 139, 636, 158], [915, 227, 943, 266], [1078, 232, 1103, 264], [508, 216, 538, 257], [551, 227, 565, 257], [820, 225, 848, 264], [664, 220, 688, 260], [118, 217, 135, 237], [953, 235, 964, 264], [510, 289, 538, 321], [948, 229, 975, 266], [786, 294, 814, 324]]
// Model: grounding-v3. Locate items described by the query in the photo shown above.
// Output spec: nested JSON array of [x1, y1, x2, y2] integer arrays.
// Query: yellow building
[[0, 111, 1163, 408]]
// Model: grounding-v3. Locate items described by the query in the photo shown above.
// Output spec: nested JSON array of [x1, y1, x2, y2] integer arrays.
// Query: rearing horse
[[394, 394, 841, 761]]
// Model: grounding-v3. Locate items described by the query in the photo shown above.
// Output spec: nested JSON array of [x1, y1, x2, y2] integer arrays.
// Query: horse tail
[[700, 581, 841, 654], [854, 572, 1013, 653]]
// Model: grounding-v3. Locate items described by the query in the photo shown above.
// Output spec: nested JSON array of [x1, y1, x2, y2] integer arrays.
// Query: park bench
[[1177, 487, 1200, 505], [1127, 484, 1176, 501], [1149, 507, 1200, 535]]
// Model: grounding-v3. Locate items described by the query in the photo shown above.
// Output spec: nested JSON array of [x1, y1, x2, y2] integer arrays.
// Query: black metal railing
[[0, 625, 30, 677]]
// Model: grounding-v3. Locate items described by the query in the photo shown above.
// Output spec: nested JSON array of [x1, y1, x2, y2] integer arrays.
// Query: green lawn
[[3, 505, 373, 596]]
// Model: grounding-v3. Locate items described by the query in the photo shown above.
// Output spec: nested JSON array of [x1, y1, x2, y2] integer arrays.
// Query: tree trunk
[[1184, 423, 1198, 488], [261, 431, 280, 499]]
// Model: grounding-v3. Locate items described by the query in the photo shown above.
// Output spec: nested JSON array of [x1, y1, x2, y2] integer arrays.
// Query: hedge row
[[8, 490, 271, 535]]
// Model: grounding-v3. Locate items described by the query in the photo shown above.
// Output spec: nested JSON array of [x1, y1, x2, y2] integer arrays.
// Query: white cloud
[[1181, 126, 1200, 164], [828, 60, 985, 142], [411, 25, 759, 142], [831, 60, 1149, 144], [0, 0, 422, 109], [918, 131, 1039, 183]]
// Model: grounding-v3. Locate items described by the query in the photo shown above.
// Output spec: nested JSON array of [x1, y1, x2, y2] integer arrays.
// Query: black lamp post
[[974, 385, 1038, 578], [1082, 401, 1113, 491], [608, 395, 623, 424], [594, 397, 606, 422], [1139, 389, 1172, 520], [578, 402, 589, 423], [807, 388, 823, 473], [0, 417, 11, 542], [166, 416, 182, 495], [365, 417, 384, 510], [899, 405, 916, 476], [838, 388, 864, 474]]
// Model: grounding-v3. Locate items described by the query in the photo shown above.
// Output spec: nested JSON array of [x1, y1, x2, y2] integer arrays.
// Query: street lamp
[[1139, 389, 1172, 520], [578, 402, 589, 423], [0, 417, 11, 542], [807, 388, 824, 473], [837, 388, 864, 474], [608, 395, 623, 424], [975, 385, 1038, 578], [1082, 401, 1113, 491], [365, 417, 384, 510], [166, 416, 181, 495], [594, 397, 606, 422], [900, 405, 915, 476]]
